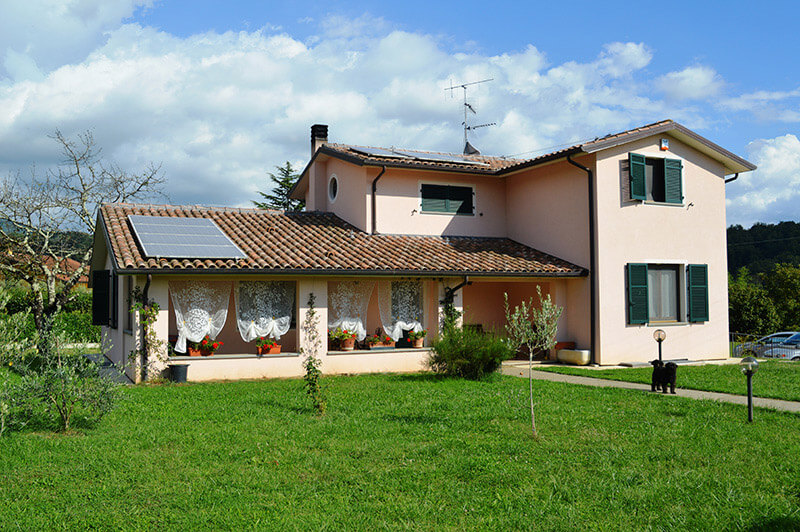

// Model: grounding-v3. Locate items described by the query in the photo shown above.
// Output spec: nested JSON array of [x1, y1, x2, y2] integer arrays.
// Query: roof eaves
[[494, 146, 585, 176], [114, 266, 588, 277], [581, 121, 756, 173]]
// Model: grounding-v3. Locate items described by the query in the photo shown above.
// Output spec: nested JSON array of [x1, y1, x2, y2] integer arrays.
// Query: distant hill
[[728, 221, 800, 275]]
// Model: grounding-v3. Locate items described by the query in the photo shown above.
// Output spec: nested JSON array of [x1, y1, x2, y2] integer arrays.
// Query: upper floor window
[[629, 153, 683, 204], [328, 174, 339, 203], [420, 184, 474, 215]]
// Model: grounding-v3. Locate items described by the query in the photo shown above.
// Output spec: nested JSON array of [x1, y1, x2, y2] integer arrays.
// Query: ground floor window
[[627, 263, 708, 325]]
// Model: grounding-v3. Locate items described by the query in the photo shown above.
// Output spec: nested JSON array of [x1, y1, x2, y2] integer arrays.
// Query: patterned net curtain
[[327, 280, 375, 341], [378, 280, 424, 341], [234, 281, 295, 342], [169, 281, 232, 353]]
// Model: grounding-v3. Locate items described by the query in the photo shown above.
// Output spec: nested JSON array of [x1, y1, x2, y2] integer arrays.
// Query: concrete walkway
[[500, 362, 800, 414]]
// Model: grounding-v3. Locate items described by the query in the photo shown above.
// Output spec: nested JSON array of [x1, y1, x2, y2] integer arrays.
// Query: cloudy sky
[[1, 0, 798, 227]]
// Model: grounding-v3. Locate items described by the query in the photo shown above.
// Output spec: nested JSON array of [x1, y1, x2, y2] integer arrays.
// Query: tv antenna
[[445, 78, 496, 155]]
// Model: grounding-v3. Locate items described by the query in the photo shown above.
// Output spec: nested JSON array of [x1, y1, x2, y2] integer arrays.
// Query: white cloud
[[0, 14, 778, 217], [719, 87, 800, 123], [726, 134, 800, 226], [0, 0, 153, 80], [657, 65, 724, 101]]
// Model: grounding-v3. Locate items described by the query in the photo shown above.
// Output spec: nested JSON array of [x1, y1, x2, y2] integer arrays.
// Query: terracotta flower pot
[[381, 341, 396, 348], [187, 347, 202, 357], [201, 349, 214, 357], [412, 338, 424, 348], [341, 337, 355, 351], [257, 345, 281, 355]]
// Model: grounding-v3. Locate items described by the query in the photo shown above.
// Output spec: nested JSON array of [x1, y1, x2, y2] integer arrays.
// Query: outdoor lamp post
[[653, 329, 666, 362], [740, 356, 759, 423]]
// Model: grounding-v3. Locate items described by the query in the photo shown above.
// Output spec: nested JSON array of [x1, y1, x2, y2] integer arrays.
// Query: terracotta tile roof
[[300, 119, 754, 180], [100, 203, 586, 277]]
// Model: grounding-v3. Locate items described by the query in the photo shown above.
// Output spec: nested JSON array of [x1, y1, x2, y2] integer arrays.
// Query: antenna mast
[[445, 78, 496, 154]]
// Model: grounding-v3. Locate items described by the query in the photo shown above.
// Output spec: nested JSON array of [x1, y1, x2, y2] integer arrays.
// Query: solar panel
[[128, 215, 247, 259], [395, 150, 490, 166], [350, 147, 410, 159]]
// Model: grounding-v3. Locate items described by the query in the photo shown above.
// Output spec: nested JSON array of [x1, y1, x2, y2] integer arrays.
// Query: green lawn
[[537, 360, 800, 402], [1, 374, 800, 530]]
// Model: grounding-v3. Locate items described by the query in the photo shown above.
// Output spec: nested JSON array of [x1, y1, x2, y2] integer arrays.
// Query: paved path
[[500, 363, 800, 414]]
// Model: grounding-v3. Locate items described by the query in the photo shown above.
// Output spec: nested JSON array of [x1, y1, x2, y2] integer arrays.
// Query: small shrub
[[63, 288, 93, 314], [54, 312, 100, 343], [428, 327, 514, 380]]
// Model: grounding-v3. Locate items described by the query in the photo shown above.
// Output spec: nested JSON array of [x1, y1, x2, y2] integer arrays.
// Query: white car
[[734, 332, 800, 358], [763, 333, 800, 360]]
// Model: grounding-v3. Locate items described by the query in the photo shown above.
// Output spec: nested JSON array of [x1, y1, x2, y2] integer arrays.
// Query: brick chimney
[[311, 124, 328, 158]]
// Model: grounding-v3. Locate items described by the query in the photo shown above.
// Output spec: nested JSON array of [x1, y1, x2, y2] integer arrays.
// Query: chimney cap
[[311, 124, 328, 140]]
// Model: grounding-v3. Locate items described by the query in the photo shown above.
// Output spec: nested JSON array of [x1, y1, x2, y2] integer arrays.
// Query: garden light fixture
[[653, 329, 666, 362], [740, 356, 759, 423]]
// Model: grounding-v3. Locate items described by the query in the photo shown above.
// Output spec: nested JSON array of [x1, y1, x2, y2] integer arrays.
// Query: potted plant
[[187, 335, 223, 356], [408, 329, 427, 348], [256, 336, 281, 356], [329, 327, 356, 350], [366, 334, 395, 349]]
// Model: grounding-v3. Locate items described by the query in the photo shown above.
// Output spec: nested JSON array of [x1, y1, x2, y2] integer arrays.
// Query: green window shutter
[[664, 158, 683, 204], [448, 185, 474, 215], [688, 264, 709, 322], [629, 153, 646, 200], [421, 184, 448, 212], [92, 270, 111, 326], [627, 263, 649, 324]]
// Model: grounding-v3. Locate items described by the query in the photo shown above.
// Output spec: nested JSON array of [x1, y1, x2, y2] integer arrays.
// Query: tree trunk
[[528, 347, 537, 437]]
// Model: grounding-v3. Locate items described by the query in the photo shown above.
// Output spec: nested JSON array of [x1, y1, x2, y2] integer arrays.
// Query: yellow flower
[[7, 362, 11, 367]]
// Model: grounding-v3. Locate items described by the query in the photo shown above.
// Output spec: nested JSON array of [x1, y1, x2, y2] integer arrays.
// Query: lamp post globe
[[653, 329, 666, 361], [740, 356, 759, 422]]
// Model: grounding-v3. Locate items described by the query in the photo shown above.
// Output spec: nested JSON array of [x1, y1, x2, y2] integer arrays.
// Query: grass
[[1, 373, 800, 530], [537, 360, 800, 402]]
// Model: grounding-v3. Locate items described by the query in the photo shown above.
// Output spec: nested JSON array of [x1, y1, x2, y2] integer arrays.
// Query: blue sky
[[1, 0, 798, 227]]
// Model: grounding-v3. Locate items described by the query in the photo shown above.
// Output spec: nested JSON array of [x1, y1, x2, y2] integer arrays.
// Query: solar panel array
[[128, 215, 247, 259], [350, 146, 489, 167]]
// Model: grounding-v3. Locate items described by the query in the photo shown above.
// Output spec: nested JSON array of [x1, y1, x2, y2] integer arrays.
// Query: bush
[[428, 326, 514, 380], [54, 311, 100, 343], [63, 288, 93, 314]]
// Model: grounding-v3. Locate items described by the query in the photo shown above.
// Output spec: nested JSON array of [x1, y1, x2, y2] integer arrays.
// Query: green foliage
[[728, 221, 800, 275], [428, 326, 514, 380], [253, 161, 305, 211], [761, 263, 800, 331], [300, 293, 326, 415], [728, 268, 780, 335]]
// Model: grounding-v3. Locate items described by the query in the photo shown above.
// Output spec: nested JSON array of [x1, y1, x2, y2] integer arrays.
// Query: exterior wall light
[[653, 329, 666, 362], [740, 356, 759, 422]]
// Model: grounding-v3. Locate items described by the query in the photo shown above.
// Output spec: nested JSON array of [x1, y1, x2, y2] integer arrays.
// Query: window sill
[[419, 211, 475, 217], [646, 321, 689, 327], [640, 200, 685, 207], [328, 348, 431, 356], [169, 353, 300, 361]]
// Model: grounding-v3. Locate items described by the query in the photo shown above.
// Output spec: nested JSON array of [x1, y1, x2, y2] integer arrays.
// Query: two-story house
[[91, 120, 754, 382]]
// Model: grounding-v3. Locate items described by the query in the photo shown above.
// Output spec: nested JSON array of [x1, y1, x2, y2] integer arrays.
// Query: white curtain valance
[[378, 280, 424, 342], [235, 281, 295, 343], [327, 280, 375, 341], [169, 281, 232, 353]]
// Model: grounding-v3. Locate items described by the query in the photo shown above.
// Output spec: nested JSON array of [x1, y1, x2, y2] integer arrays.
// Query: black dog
[[663, 362, 677, 394], [650, 360, 665, 392]]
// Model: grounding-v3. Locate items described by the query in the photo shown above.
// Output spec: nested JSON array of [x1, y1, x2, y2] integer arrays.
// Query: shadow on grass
[[743, 516, 800, 531]]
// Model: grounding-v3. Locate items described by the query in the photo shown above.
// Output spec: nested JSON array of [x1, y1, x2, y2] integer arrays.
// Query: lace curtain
[[235, 281, 295, 342], [327, 280, 375, 341], [169, 281, 232, 353], [378, 280, 424, 341]]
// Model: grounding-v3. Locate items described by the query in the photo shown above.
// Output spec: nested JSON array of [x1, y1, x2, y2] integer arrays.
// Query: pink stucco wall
[[592, 134, 730, 364]]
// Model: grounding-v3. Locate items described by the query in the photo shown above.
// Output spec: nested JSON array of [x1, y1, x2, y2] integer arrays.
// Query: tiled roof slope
[[307, 119, 754, 176], [100, 203, 587, 277]]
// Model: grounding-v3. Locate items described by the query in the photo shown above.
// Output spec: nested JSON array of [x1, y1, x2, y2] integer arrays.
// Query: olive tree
[[504, 286, 562, 437]]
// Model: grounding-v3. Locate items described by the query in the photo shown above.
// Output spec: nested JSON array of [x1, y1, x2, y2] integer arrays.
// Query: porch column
[[146, 278, 171, 381], [438, 280, 464, 332], [551, 280, 569, 361], [297, 279, 329, 366]]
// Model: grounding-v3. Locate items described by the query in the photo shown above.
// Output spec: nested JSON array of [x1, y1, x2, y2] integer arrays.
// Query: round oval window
[[328, 175, 338, 202]]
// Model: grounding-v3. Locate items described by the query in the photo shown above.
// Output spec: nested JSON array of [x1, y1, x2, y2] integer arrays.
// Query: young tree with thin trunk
[[504, 286, 563, 437], [0, 130, 165, 356]]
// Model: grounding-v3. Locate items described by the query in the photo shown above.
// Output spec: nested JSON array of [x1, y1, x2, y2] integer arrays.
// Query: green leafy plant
[[428, 326, 513, 380], [328, 327, 356, 341], [301, 293, 326, 415], [408, 330, 427, 341], [504, 286, 563, 437], [129, 286, 168, 380]]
